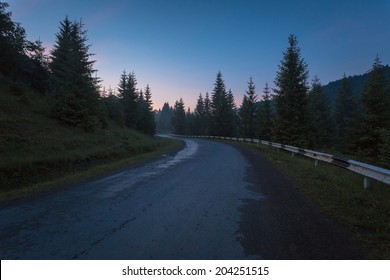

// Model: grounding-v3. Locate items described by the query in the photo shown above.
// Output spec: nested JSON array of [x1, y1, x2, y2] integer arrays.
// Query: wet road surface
[[0, 137, 365, 259]]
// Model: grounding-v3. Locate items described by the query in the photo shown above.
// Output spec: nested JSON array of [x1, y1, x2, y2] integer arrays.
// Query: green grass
[[0, 79, 181, 203], [0, 137, 181, 203], [236, 142, 390, 259]]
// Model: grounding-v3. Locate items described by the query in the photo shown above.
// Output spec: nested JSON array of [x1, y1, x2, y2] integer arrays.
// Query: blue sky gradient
[[8, 0, 390, 109]]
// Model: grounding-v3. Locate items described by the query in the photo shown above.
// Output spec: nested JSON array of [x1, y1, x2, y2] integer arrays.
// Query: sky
[[7, 0, 390, 110]]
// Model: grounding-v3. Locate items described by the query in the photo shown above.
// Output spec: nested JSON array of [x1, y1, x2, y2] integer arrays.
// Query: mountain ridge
[[322, 65, 390, 106]]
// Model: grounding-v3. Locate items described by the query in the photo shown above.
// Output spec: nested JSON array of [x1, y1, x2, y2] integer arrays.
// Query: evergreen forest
[[1, 0, 389, 178], [0, 2, 156, 134], [157, 35, 390, 167], [0, 2, 163, 191]]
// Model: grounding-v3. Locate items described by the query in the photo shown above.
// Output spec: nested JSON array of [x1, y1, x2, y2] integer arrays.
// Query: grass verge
[[235, 141, 390, 259], [0, 79, 183, 204], [0, 137, 182, 204]]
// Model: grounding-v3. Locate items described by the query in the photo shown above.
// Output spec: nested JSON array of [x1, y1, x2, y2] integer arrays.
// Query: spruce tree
[[203, 92, 212, 135], [210, 71, 226, 136], [273, 34, 310, 146], [226, 89, 238, 136], [136, 89, 148, 133], [172, 98, 186, 135], [117, 70, 128, 98], [0, 2, 49, 87], [142, 84, 156, 135], [49, 17, 102, 130], [307, 76, 333, 148], [194, 93, 206, 135], [358, 55, 390, 160], [333, 73, 359, 153], [49, 17, 73, 93], [239, 77, 258, 138], [0, 2, 27, 79], [185, 107, 195, 134], [210, 71, 236, 136], [118, 71, 138, 129], [25, 39, 49, 91], [102, 88, 125, 125], [256, 82, 273, 140], [157, 102, 173, 133]]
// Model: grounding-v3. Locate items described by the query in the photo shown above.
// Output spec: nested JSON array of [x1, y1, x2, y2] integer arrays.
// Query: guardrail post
[[364, 177, 370, 189], [315, 159, 318, 167]]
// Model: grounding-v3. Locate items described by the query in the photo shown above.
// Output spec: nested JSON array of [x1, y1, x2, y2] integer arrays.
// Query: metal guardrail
[[180, 135, 390, 189]]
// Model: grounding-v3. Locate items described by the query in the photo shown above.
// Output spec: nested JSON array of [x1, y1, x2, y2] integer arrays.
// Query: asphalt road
[[0, 137, 365, 259]]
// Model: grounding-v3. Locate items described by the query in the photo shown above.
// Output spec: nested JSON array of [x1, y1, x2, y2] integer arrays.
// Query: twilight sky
[[7, 0, 390, 110]]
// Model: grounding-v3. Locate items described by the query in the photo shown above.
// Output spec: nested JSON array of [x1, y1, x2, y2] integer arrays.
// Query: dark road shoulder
[[231, 142, 367, 259]]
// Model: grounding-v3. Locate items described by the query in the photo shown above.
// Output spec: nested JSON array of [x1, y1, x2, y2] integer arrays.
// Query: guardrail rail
[[179, 135, 390, 189]]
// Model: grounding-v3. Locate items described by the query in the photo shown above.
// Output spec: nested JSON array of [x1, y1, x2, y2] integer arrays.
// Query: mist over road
[[0, 137, 365, 259]]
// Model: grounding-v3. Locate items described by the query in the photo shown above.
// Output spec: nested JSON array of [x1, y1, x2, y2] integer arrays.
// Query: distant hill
[[322, 65, 390, 107]]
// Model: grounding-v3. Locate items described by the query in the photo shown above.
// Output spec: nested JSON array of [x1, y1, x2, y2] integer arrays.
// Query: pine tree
[[117, 70, 128, 97], [49, 17, 103, 130], [333, 73, 359, 153], [273, 34, 310, 146], [239, 77, 258, 138], [358, 55, 390, 161], [307, 76, 333, 148], [135, 89, 149, 133], [256, 82, 273, 140], [24, 39, 49, 91], [144, 84, 153, 111], [172, 98, 186, 135], [157, 102, 173, 133], [49, 17, 73, 93], [142, 84, 156, 135], [210, 71, 226, 136], [0, 2, 27, 79], [203, 92, 212, 135], [118, 71, 138, 129], [210, 71, 236, 136], [136, 89, 145, 130], [185, 107, 195, 134], [102, 88, 124, 125], [194, 93, 206, 135]]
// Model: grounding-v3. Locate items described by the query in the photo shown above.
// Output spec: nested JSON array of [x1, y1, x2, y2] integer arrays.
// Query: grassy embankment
[[0, 80, 181, 203], [236, 141, 390, 259]]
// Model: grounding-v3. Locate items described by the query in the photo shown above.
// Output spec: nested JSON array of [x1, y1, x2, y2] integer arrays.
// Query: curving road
[[0, 137, 365, 259]]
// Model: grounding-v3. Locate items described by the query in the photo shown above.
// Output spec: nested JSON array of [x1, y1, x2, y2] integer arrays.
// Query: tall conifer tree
[[256, 82, 273, 140], [227, 89, 238, 136], [358, 55, 390, 160], [210, 71, 227, 136], [142, 84, 156, 135], [49, 17, 102, 130], [203, 92, 212, 135], [273, 34, 309, 146], [307, 76, 333, 148], [194, 93, 206, 135], [239, 77, 258, 138], [157, 103, 173, 133], [172, 98, 186, 135], [0, 2, 27, 79], [333, 73, 359, 152], [210, 71, 236, 136], [118, 71, 138, 129]]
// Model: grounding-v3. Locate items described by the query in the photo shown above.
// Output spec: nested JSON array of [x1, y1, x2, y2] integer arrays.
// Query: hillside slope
[[0, 79, 177, 197], [322, 65, 390, 106]]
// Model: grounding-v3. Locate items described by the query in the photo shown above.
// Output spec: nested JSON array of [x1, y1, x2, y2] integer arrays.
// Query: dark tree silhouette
[[239, 77, 258, 138], [273, 34, 310, 146]]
